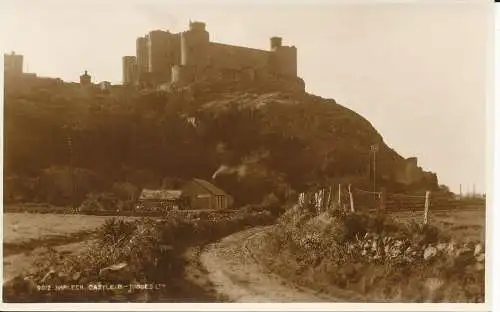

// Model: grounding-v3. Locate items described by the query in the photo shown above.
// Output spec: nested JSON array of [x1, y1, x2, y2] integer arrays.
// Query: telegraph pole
[[66, 135, 75, 212]]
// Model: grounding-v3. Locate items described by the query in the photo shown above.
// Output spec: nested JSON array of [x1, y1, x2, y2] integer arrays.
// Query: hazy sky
[[0, 0, 492, 194]]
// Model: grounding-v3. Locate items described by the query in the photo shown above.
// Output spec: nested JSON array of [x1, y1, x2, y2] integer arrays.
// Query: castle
[[122, 21, 300, 88]]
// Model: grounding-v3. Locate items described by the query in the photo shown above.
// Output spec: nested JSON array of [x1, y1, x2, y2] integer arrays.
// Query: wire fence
[[296, 183, 471, 226]]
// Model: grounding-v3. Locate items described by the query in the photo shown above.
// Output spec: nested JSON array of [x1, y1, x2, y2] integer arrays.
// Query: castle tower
[[147, 30, 180, 85], [269, 37, 297, 77], [80, 70, 91, 85], [270, 37, 282, 51], [136, 37, 149, 77], [122, 56, 137, 85], [180, 21, 210, 67], [4, 51, 23, 75]]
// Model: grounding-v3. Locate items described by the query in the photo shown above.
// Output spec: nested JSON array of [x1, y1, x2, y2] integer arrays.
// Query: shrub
[[406, 221, 445, 246], [112, 182, 139, 202], [261, 193, 284, 216], [99, 218, 137, 246], [79, 192, 119, 213]]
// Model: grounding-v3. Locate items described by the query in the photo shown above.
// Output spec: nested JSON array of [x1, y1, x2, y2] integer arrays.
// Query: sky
[[0, 0, 492, 194]]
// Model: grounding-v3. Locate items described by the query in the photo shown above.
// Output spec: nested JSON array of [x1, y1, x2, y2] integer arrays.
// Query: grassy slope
[[254, 207, 485, 303], [4, 78, 437, 209]]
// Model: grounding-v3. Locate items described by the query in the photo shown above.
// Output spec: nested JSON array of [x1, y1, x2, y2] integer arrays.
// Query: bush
[[112, 182, 139, 202], [406, 221, 445, 245], [99, 218, 137, 246], [326, 212, 404, 243], [79, 192, 119, 213], [261, 193, 284, 216]]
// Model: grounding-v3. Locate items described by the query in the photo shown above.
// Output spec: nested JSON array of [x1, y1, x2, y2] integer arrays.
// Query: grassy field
[[3, 213, 134, 284], [3, 212, 138, 245], [392, 207, 485, 242]]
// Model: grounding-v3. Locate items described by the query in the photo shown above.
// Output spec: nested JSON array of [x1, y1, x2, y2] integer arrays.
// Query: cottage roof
[[139, 189, 182, 200], [192, 178, 227, 196]]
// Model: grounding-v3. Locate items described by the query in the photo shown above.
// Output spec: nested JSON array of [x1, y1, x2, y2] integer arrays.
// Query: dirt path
[[199, 226, 338, 302]]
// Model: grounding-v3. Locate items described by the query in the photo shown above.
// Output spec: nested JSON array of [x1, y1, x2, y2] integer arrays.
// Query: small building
[[80, 70, 92, 85], [136, 189, 185, 212], [182, 178, 233, 210]]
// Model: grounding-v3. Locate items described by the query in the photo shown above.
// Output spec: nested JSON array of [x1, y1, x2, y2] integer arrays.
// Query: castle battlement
[[122, 21, 299, 89]]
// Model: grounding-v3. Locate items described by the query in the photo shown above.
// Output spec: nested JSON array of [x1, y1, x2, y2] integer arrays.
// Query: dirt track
[[199, 226, 337, 302]]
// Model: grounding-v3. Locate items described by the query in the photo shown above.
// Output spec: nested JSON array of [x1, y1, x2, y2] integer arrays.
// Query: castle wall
[[171, 65, 195, 85], [206, 43, 270, 73], [168, 35, 182, 67]]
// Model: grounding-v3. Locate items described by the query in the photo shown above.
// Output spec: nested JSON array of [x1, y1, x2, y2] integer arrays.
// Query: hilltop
[[3, 75, 439, 208]]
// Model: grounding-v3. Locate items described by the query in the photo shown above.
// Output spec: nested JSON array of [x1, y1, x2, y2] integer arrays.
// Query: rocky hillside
[[3, 75, 438, 207]]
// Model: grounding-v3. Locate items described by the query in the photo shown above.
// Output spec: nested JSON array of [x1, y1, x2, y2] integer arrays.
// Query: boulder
[[423, 246, 438, 261], [474, 243, 483, 256], [436, 243, 447, 251], [99, 262, 133, 282], [39, 268, 56, 284]]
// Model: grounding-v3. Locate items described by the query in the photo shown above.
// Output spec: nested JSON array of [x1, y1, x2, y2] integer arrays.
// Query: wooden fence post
[[348, 184, 355, 212], [338, 184, 342, 207], [331, 185, 335, 209], [313, 190, 317, 213], [327, 185, 334, 210], [322, 187, 328, 212], [318, 189, 322, 214], [424, 191, 431, 225]]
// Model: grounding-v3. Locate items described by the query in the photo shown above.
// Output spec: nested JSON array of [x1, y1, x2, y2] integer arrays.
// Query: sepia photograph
[[0, 0, 494, 309]]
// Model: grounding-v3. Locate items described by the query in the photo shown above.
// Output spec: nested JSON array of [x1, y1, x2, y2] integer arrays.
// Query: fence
[[297, 184, 467, 225]]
